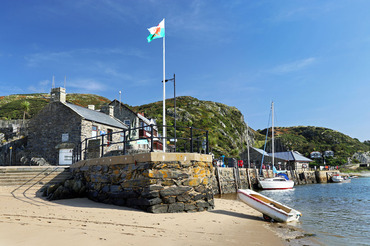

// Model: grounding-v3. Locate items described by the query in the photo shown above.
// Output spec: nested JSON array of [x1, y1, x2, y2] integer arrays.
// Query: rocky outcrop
[[352, 152, 370, 163]]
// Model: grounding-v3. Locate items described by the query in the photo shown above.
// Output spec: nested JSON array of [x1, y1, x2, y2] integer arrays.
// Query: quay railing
[[72, 125, 209, 163]]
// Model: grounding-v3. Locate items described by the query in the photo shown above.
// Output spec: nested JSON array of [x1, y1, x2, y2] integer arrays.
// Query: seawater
[[259, 177, 370, 246]]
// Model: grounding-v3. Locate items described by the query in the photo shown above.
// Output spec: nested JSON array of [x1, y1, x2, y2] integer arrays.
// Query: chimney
[[101, 105, 115, 117], [87, 105, 95, 110], [108, 105, 114, 117], [50, 87, 66, 103]]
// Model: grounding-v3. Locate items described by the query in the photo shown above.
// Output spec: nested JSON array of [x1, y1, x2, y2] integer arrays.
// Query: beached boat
[[237, 189, 302, 222]]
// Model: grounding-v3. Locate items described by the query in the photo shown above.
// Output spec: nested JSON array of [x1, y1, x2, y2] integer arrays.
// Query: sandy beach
[[0, 185, 294, 246]]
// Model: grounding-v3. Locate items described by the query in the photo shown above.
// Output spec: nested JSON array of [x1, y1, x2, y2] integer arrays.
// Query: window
[[124, 120, 130, 126], [92, 126, 98, 138], [107, 129, 113, 147], [107, 129, 113, 142]]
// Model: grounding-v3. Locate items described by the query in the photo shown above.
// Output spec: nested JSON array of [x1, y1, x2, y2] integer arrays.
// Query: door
[[59, 148, 73, 165]]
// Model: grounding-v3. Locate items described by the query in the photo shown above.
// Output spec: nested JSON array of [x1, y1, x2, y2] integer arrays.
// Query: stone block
[[141, 190, 160, 198], [147, 185, 163, 191], [147, 204, 168, 213], [148, 197, 163, 206], [79, 166, 89, 172], [159, 186, 191, 197], [162, 180, 175, 186], [110, 185, 121, 193], [168, 202, 185, 213], [182, 178, 201, 187], [90, 173, 110, 183], [196, 200, 209, 208], [190, 191, 205, 201], [184, 203, 197, 212], [163, 196, 176, 204], [92, 165, 102, 172], [207, 198, 215, 207], [177, 193, 191, 203], [119, 189, 138, 199], [202, 177, 210, 185], [121, 179, 150, 188], [101, 185, 110, 193]]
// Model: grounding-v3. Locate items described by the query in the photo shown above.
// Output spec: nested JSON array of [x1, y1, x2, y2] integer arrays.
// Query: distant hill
[[258, 126, 370, 165], [1, 92, 368, 164], [0, 93, 111, 119]]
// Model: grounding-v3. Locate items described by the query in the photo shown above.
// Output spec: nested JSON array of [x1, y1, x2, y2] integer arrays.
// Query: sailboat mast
[[271, 101, 274, 168], [246, 121, 251, 168]]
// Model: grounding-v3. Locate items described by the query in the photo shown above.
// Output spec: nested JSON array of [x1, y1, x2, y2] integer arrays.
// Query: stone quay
[[52, 152, 215, 213]]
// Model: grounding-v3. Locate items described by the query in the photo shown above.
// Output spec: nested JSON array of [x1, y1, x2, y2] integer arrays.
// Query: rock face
[[45, 153, 215, 213], [133, 96, 255, 157], [352, 152, 370, 163]]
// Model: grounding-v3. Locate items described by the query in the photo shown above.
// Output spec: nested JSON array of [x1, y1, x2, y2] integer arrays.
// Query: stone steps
[[0, 166, 72, 187]]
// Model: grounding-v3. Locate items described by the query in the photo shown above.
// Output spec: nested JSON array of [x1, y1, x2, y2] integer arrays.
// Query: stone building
[[27, 88, 128, 165], [273, 151, 313, 171], [240, 147, 312, 171], [107, 100, 162, 152]]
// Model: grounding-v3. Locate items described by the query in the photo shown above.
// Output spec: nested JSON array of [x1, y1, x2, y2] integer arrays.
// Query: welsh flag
[[147, 19, 165, 43]]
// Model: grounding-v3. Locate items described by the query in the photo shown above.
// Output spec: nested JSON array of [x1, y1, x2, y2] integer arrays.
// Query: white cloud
[[68, 78, 106, 92], [268, 57, 316, 74], [269, 2, 340, 23], [27, 80, 51, 93], [24, 48, 146, 67], [25, 51, 72, 67]]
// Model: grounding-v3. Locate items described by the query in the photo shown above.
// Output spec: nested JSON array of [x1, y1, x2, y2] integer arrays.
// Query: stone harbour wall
[[212, 167, 319, 194], [44, 153, 334, 213], [68, 153, 214, 213]]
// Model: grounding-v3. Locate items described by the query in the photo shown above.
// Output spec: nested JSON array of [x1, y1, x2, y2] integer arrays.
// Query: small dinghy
[[237, 189, 302, 222], [331, 174, 351, 183]]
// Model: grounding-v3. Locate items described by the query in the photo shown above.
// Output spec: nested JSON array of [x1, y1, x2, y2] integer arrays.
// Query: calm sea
[[259, 177, 370, 246]]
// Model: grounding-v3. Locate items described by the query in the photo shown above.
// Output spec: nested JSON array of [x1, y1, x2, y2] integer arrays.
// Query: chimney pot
[[50, 87, 66, 103]]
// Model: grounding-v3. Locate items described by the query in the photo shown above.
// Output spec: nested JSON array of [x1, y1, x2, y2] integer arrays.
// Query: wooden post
[[233, 167, 238, 191], [216, 167, 222, 195], [246, 168, 252, 189]]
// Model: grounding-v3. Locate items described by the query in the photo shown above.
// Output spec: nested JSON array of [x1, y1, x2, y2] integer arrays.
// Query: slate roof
[[251, 147, 270, 156], [109, 99, 158, 130], [270, 151, 312, 162], [65, 102, 127, 129]]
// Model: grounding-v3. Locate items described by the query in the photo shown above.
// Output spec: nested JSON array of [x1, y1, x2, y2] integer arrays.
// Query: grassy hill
[[133, 96, 254, 157], [0, 93, 111, 120], [258, 126, 370, 166]]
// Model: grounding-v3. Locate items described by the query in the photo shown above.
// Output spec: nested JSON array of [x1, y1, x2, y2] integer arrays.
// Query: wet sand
[[0, 185, 291, 246]]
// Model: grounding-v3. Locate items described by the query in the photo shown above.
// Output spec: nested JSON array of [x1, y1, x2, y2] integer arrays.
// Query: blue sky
[[1, 0, 370, 141]]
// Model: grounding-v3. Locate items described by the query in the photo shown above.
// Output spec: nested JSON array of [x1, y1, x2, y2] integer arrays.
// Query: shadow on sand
[[209, 209, 262, 221]]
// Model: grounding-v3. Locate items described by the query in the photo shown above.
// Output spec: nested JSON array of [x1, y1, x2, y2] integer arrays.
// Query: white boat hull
[[332, 174, 351, 183], [237, 189, 301, 222], [258, 177, 294, 190]]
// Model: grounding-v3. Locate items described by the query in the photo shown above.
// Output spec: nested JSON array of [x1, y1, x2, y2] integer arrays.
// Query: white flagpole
[[162, 18, 166, 152]]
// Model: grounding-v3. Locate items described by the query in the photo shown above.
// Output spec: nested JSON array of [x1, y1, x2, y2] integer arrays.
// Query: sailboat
[[258, 102, 294, 190]]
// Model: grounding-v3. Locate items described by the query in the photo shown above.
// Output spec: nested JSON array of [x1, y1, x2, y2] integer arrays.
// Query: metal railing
[[72, 124, 209, 163]]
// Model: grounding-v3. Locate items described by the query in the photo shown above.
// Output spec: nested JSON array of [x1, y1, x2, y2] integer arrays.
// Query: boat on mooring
[[258, 174, 294, 190], [331, 174, 351, 183], [237, 189, 302, 222], [258, 101, 295, 190]]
